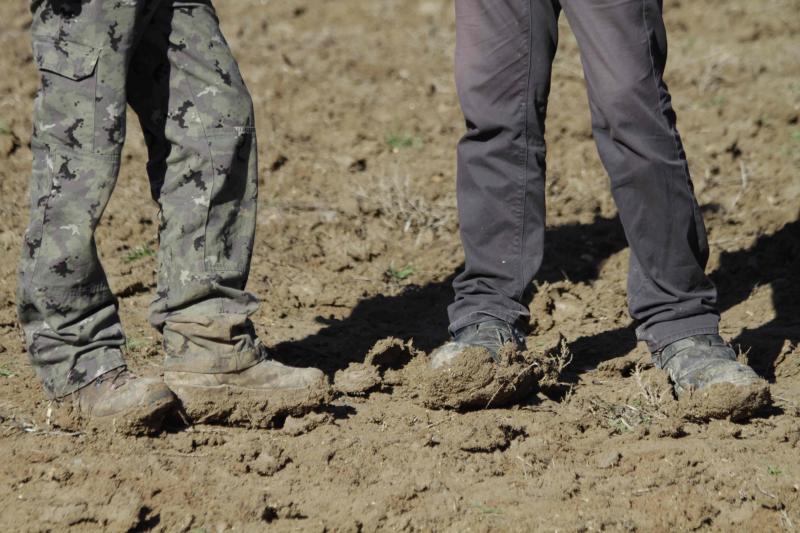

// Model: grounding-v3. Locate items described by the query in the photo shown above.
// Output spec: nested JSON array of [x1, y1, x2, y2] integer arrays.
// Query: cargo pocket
[[32, 39, 101, 151]]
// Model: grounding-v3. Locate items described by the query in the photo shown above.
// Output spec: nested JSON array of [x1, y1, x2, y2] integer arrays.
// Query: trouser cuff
[[41, 348, 127, 399], [161, 314, 264, 374], [637, 313, 720, 354], [448, 310, 524, 337]]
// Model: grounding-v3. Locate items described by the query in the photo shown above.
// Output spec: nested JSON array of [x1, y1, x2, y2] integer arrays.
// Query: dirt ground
[[1, 0, 799, 531]]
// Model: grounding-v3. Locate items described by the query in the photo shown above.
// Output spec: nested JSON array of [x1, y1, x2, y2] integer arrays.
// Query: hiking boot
[[653, 334, 764, 395], [164, 356, 331, 427], [165, 358, 327, 391], [430, 319, 526, 369], [64, 367, 177, 431]]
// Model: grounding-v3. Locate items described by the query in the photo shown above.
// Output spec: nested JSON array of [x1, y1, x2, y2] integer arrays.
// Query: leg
[[561, 0, 719, 351], [127, 0, 261, 374], [18, 0, 146, 398], [448, 0, 560, 334], [127, 0, 328, 427]]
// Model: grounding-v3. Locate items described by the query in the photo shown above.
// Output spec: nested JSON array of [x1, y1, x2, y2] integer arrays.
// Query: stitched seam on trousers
[[32, 282, 113, 299], [642, 0, 710, 310], [28, 144, 57, 303], [643, 0, 695, 232], [177, 67, 219, 275], [517, 1, 535, 302], [639, 0, 678, 302], [91, 50, 100, 153], [641, 0, 675, 262], [34, 139, 122, 161]]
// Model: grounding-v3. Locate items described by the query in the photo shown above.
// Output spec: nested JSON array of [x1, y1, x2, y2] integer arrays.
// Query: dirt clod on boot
[[415, 338, 564, 410], [677, 381, 772, 422]]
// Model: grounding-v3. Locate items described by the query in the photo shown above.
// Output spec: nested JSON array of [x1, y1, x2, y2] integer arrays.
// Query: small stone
[[595, 450, 622, 469], [253, 448, 290, 477]]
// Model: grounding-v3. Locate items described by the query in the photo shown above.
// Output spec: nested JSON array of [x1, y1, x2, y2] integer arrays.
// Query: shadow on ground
[[276, 215, 799, 383]]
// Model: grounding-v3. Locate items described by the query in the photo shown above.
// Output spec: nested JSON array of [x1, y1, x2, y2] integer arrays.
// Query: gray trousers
[[448, 0, 720, 352]]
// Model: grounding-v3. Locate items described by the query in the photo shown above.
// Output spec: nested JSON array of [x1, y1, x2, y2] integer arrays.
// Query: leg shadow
[[715, 220, 800, 381], [274, 214, 629, 376]]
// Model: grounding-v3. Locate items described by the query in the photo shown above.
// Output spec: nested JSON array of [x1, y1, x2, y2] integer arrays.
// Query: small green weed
[[386, 265, 415, 282], [0, 365, 14, 378], [124, 245, 156, 263], [768, 465, 782, 476], [125, 337, 147, 351], [386, 134, 420, 150]]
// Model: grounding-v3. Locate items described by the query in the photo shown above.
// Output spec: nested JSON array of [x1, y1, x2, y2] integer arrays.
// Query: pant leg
[[448, 0, 560, 334], [17, 0, 154, 398], [561, 0, 719, 351], [127, 0, 262, 374]]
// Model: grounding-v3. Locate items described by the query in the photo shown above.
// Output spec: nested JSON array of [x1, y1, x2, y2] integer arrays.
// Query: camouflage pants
[[18, 0, 263, 398]]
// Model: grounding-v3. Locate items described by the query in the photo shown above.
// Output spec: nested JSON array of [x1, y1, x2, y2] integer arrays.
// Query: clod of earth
[[175, 381, 332, 429], [677, 381, 772, 422], [334, 337, 420, 396]]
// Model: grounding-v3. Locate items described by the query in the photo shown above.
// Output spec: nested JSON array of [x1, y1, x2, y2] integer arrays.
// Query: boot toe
[[673, 359, 763, 394], [430, 342, 469, 369], [93, 378, 176, 416]]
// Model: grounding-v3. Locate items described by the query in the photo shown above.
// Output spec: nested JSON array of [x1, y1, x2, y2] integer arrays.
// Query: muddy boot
[[654, 335, 772, 421], [430, 319, 526, 369], [60, 367, 177, 433], [654, 334, 764, 395], [164, 357, 331, 428]]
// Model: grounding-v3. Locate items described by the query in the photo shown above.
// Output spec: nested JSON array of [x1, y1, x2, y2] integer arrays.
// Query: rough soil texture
[[1, 0, 799, 531]]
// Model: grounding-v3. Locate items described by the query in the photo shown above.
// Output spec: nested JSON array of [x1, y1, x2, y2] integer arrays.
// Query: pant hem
[[448, 309, 523, 336], [639, 314, 720, 354], [163, 346, 263, 374], [46, 351, 127, 399]]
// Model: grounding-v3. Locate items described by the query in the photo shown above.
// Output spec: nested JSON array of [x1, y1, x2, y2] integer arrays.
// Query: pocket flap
[[33, 39, 100, 81]]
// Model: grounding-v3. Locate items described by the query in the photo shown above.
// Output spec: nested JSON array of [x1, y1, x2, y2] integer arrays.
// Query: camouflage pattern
[[18, 0, 262, 398]]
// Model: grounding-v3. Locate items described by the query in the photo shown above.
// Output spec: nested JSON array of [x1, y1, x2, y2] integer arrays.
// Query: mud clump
[[334, 338, 420, 396], [334, 363, 382, 395], [174, 382, 332, 429], [678, 382, 772, 422], [416, 343, 561, 410], [365, 338, 419, 371]]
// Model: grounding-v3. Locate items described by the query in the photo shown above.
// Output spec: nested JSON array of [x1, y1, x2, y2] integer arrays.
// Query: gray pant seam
[[641, 0, 712, 333], [642, 0, 695, 225], [517, 0, 535, 302]]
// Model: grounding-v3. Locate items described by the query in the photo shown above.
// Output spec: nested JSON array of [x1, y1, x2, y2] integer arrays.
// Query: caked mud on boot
[[165, 357, 332, 428], [654, 334, 772, 421], [417, 322, 560, 410], [49, 367, 177, 435]]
